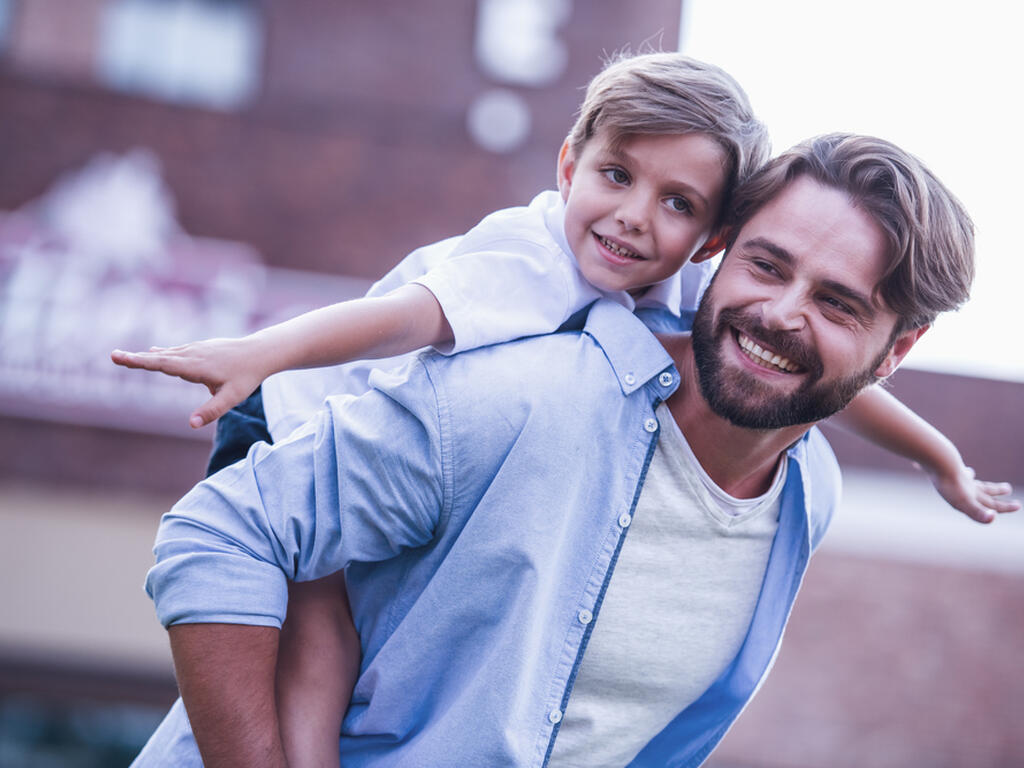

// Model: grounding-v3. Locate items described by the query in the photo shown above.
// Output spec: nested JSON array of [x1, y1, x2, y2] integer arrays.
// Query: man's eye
[[821, 296, 853, 315], [753, 259, 777, 275], [667, 197, 692, 214], [602, 168, 629, 185]]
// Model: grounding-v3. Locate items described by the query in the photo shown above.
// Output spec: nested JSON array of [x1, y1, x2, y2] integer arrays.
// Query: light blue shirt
[[136, 300, 840, 768]]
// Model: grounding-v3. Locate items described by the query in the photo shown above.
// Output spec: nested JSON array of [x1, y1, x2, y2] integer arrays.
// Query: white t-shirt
[[260, 191, 717, 440], [548, 404, 784, 766]]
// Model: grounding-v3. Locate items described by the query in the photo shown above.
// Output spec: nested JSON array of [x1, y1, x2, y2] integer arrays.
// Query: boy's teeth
[[600, 236, 642, 260], [737, 333, 800, 373]]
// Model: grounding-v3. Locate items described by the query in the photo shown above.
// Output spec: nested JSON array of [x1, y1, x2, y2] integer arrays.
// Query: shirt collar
[[582, 299, 675, 396]]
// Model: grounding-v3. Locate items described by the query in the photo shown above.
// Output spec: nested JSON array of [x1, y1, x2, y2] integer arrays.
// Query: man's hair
[[566, 51, 771, 221], [727, 133, 975, 333]]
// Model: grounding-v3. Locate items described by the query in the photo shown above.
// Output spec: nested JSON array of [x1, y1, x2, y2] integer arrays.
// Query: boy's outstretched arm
[[277, 573, 360, 768], [111, 283, 453, 428], [835, 386, 1021, 523]]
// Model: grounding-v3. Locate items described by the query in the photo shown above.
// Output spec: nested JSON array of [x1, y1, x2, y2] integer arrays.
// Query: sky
[[680, 0, 1023, 382]]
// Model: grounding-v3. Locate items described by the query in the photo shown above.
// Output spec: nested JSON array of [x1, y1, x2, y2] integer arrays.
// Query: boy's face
[[557, 130, 728, 294]]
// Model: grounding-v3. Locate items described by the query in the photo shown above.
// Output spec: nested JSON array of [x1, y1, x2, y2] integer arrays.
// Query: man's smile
[[734, 330, 803, 374]]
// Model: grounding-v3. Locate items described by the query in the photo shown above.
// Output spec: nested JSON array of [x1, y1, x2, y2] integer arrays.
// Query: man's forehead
[[737, 177, 888, 270]]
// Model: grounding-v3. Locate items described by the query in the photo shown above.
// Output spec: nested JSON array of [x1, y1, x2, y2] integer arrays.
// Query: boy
[[117, 53, 1017, 767]]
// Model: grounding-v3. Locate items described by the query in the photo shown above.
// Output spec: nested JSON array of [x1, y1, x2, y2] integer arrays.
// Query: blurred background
[[0, 0, 1020, 766]]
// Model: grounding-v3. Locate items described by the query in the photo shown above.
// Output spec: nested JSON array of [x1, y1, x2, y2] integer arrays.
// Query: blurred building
[[0, 1, 1020, 766]]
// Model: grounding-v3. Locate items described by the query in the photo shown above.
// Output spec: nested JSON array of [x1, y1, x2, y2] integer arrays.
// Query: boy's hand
[[111, 338, 267, 428], [926, 464, 1021, 524]]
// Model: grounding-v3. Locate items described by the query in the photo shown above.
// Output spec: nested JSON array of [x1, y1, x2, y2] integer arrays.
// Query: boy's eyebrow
[[742, 236, 877, 317]]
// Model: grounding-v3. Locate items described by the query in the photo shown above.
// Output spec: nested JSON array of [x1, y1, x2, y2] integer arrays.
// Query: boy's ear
[[556, 138, 575, 202], [874, 324, 929, 379], [690, 230, 729, 263]]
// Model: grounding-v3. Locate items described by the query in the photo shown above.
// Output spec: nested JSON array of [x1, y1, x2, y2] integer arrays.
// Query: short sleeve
[[145, 358, 445, 629]]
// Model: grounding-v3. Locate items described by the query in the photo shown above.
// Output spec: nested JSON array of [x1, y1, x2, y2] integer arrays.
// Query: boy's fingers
[[986, 496, 1022, 514], [193, 391, 237, 428], [111, 350, 153, 369], [978, 480, 1013, 496]]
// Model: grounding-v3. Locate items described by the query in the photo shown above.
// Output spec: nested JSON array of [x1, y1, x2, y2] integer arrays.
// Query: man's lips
[[595, 233, 646, 262], [734, 330, 804, 374]]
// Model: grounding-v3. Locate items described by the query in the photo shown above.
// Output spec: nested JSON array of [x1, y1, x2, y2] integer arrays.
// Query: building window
[[0, 0, 11, 53], [97, 0, 262, 110]]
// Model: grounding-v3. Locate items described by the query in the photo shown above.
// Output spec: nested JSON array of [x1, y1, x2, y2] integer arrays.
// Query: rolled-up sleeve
[[145, 359, 446, 629]]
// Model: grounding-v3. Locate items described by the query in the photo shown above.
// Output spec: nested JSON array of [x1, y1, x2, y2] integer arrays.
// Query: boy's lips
[[594, 233, 646, 262], [734, 330, 804, 374]]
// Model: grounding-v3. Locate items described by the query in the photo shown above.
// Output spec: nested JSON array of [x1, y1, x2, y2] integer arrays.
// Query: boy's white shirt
[[260, 190, 717, 441]]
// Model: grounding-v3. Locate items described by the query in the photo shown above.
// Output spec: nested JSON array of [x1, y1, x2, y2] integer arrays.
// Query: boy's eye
[[602, 168, 630, 185], [666, 196, 692, 214]]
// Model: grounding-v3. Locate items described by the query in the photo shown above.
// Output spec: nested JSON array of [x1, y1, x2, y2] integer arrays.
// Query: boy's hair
[[727, 133, 975, 334], [567, 51, 771, 219]]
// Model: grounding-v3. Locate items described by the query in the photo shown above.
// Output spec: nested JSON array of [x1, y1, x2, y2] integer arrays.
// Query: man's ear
[[556, 138, 575, 202], [874, 324, 929, 378], [691, 230, 729, 263]]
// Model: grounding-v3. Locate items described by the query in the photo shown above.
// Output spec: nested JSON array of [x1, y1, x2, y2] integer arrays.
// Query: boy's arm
[[111, 283, 452, 428], [835, 386, 1020, 523], [277, 574, 359, 768]]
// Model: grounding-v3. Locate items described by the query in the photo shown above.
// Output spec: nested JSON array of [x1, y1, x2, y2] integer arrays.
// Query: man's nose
[[760, 287, 807, 331]]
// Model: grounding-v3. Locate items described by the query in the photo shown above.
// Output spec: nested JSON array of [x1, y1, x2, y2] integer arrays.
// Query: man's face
[[691, 175, 923, 429], [557, 130, 728, 294]]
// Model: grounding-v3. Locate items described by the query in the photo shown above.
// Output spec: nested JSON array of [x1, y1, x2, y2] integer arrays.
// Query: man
[[136, 134, 984, 767]]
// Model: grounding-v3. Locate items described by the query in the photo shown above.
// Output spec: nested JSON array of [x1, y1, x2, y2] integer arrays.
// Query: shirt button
[[619, 512, 632, 528], [549, 708, 563, 724], [659, 372, 674, 387], [578, 609, 593, 625], [624, 373, 636, 386], [644, 418, 658, 433]]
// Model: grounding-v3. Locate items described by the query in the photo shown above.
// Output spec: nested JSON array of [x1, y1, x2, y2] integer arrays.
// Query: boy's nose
[[615, 193, 651, 233]]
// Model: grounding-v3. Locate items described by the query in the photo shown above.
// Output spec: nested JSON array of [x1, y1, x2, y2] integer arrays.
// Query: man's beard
[[690, 288, 891, 430]]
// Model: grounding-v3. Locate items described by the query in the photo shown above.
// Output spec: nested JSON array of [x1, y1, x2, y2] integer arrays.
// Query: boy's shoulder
[[455, 190, 567, 255]]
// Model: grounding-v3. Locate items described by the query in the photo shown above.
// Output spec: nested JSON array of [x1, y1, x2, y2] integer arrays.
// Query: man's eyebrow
[[742, 236, 794, 264], [741, 236, 876, 317]]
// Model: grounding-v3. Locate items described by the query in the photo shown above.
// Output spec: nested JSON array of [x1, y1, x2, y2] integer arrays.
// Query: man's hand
[[111, 337, 267, 428], [926, 464, 1021, 524], [169, 623, 288, 768]]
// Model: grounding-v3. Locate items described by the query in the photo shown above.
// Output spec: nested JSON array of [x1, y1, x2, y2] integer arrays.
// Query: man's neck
[[658, 333, 811, 500]]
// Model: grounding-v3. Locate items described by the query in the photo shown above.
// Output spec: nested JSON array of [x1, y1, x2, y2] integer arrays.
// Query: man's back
[[138, 300, 840, 767]]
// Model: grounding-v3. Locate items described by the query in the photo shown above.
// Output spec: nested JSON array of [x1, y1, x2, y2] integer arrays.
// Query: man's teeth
[[599, 236, 643, 260], [737, 333, 800, 373]]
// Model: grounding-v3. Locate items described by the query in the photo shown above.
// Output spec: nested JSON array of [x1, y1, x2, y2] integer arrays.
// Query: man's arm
[[169, 624, 286, 768]]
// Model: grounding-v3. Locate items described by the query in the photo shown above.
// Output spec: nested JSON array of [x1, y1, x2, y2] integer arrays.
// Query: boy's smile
[[557, 130, 728, 295]]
